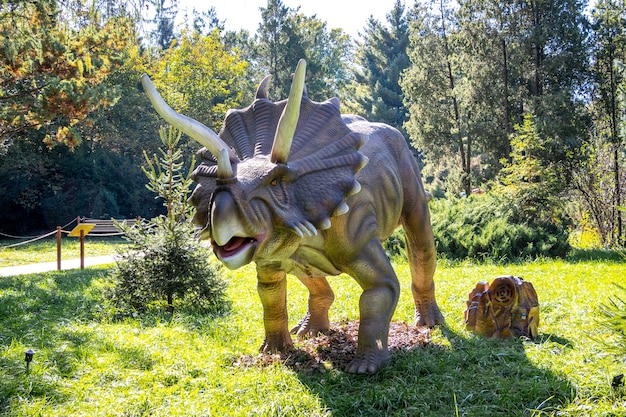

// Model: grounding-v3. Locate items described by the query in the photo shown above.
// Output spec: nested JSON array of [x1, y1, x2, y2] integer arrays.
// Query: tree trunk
[[501, 38, 512, 160], [615, 146, 623, 246], [167, 292, 174, 314], [440, 0, 470, 196]]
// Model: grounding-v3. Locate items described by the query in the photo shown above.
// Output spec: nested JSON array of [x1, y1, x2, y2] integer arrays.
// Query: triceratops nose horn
[[271, 59, 306, 164], [140, 74, 238, 162]]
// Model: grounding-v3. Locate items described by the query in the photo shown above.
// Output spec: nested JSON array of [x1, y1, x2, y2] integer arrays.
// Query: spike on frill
[[255, 75, 272, 100], [333, 202, 350, 217], [318, 218, 332, 230]]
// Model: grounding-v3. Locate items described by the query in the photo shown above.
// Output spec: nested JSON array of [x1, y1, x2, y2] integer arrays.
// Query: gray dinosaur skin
[[143, 62, 444, 374]]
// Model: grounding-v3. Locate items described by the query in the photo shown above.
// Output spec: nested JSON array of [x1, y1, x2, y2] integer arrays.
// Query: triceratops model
[[140, 59, 443, 373]]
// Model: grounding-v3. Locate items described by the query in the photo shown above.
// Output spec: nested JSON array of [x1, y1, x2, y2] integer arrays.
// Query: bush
[[110, 126, 229, 314], [598, 284, 626, 355], [111, 218, 228, 314], [427, 193, 570, 261]]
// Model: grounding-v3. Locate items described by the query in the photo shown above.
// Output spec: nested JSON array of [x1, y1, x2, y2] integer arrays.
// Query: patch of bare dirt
[[232, 320, 431, 373]]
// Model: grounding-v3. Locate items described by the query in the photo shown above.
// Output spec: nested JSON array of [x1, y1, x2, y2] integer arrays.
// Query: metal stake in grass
[[24, 349, 35, 373]]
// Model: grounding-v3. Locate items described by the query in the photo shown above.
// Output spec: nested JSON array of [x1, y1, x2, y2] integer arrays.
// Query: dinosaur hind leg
[[402, 193, 444, 328], [291, 276, 334, 337]]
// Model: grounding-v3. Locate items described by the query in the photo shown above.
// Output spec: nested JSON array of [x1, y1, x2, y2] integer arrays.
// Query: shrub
[[598, 284, 626, 355], [112, 218, 228, 314], [427, 193, 570, 261], [110, 126, 229, 314]]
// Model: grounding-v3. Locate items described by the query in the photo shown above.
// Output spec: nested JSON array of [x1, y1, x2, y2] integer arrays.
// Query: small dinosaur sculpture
[[141, 59, 443, 373]]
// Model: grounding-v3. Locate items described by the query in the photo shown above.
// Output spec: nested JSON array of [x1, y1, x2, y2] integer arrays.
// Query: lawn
[[0, 237, 128, 267], [1, 246, 625, 416]]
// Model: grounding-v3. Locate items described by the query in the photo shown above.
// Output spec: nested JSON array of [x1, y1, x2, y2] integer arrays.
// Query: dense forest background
[[1, 0, 625, 248]]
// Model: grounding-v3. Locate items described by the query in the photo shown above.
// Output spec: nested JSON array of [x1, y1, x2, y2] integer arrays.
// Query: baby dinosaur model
[[141, 60, 443, 374]]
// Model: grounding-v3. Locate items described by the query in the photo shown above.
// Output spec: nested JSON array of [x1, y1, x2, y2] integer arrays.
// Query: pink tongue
[[224, 236, 247, 251]]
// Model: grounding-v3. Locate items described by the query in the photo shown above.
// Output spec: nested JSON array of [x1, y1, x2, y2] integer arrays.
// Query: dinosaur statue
[[140, 59, 443, 374]]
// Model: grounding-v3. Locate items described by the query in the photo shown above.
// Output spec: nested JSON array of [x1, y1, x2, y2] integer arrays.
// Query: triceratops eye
[[270, 179, 278, 186]]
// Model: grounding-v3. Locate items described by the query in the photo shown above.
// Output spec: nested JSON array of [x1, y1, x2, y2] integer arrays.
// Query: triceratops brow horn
[[140, 74, 238, 162], [217, 147, 234, 180], [270, 59, 306, 164]]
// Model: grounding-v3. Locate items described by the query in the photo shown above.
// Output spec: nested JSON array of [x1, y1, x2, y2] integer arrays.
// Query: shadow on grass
[[290, 324, 574, 417]]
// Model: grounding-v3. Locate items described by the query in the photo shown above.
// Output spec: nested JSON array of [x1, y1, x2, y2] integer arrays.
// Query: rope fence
[[0, 216, 126, 249]]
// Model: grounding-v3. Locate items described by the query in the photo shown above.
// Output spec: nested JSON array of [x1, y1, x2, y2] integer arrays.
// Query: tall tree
[[402, 0, 591, 197], [255, 0, 352, 101], [0, 0, 134, 149], [589, 0, 626, 245], [351, 0, 411, 137], [403, 0, 477, 195], [151, 30, 248, 132], [256, 0, 294, 99], [147, 0, 178, 49], [0, 0, 168, 234], [454, 0, 524, 170], [516, 0, 591, 145]]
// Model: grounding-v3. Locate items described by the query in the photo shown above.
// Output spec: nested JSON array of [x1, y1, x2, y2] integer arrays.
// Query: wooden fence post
[[56, 226, 61, 271]]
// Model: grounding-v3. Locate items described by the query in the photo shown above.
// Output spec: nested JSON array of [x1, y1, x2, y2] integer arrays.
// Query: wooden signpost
[[67, 223, 95, 270]]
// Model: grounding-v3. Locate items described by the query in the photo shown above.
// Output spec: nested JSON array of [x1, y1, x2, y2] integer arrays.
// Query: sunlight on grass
[[1, 255, 625, 416], [0, 238, 128, 267]]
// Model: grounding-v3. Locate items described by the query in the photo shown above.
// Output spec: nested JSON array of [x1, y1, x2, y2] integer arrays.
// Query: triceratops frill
[[140, 59, 443, 374], [189, 78, 369, 248]]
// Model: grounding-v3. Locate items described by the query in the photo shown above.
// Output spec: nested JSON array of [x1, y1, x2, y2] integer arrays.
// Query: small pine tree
[[110, 126, 228, 314], [496, 114, 562, 223]]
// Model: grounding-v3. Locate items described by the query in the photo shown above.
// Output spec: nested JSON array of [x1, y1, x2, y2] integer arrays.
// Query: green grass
[[1, 252, 626, 416], [0, 238, 128, 267]]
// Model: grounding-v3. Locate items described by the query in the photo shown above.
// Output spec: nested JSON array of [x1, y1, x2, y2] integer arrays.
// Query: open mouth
[[213, 236, 258, 259], [211, 234, 266, 269]]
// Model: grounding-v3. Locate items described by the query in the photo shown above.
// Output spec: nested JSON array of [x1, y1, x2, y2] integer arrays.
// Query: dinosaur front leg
[[256, 266, 293, 353], [343, 239, 400, 374], [291, 276, 334, 337]]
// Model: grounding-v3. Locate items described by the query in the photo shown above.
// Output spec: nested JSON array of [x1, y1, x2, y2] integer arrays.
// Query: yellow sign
[[68, 224, 96, 237]]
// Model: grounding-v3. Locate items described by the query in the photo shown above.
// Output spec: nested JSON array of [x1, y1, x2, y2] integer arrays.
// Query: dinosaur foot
[[345, 347, 391, 374], [414, 301, 445, 328], [260, 331, 294, 353], [290, 312, 330, 338]]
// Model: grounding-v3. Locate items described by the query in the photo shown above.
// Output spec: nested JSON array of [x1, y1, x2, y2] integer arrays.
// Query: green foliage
[[110, 126, 228, 314], [402, 0, 591, 196], [111, 218, 228, 314], [428, 193, 570, 261], [349, 1, 410, 137], [255, 0, 353, 101], [598, 284, 626, 355], [496, 114, 563, 223], [0, 0, 134, 148], [0, 138, 161, 234], [152, 30, 248, 132]]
